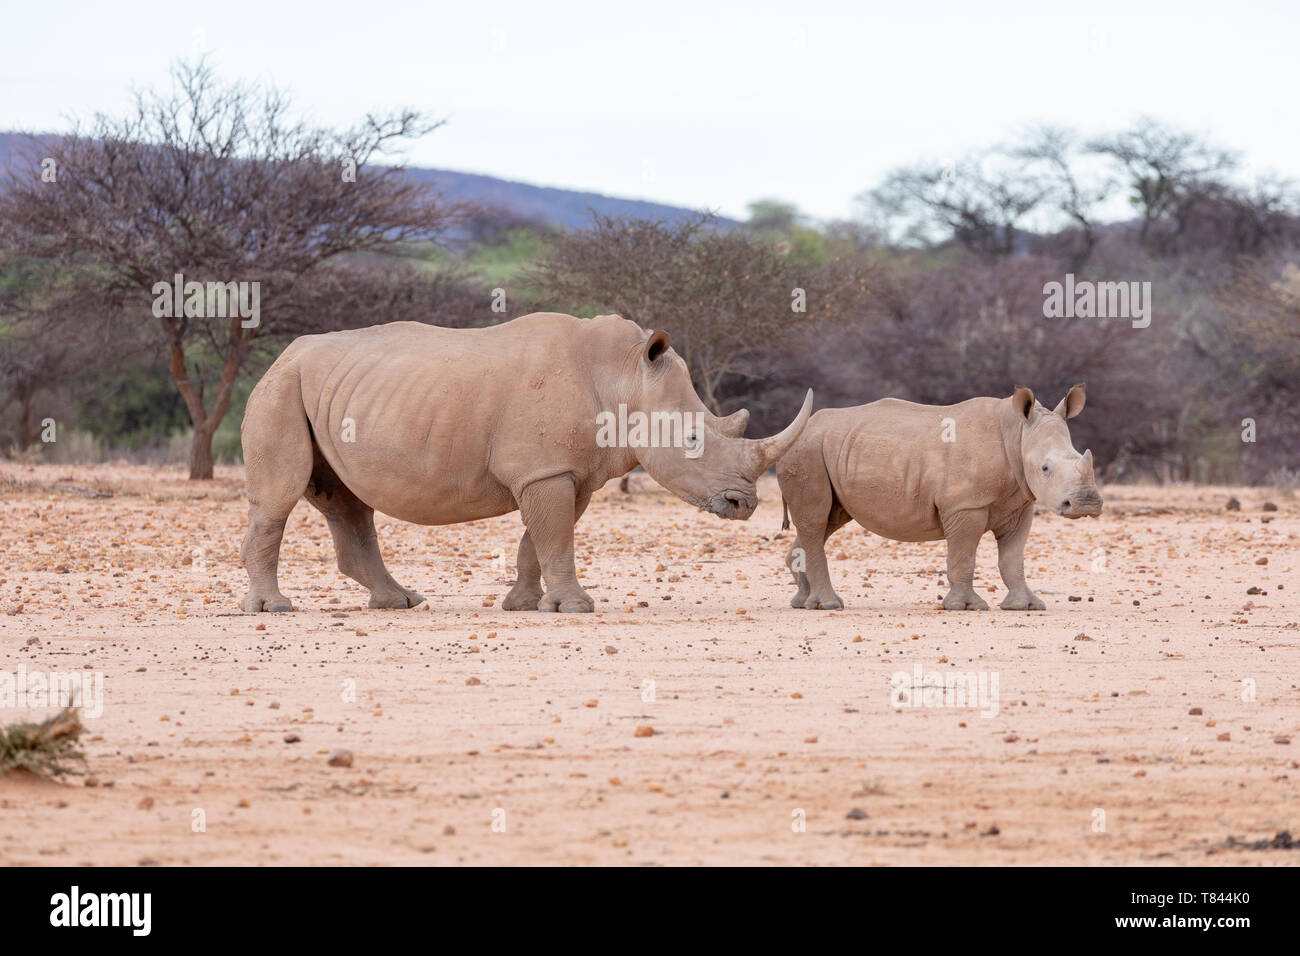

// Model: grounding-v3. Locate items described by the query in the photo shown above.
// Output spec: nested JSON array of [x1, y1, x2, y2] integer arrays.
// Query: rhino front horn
[[748, 389, 814, 474]]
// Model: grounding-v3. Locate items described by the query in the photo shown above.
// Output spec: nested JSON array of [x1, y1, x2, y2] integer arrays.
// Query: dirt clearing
[[1, 464, 1296, 865]]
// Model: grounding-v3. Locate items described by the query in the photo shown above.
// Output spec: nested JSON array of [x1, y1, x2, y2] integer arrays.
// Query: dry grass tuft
[[0, 706, 88, 780]]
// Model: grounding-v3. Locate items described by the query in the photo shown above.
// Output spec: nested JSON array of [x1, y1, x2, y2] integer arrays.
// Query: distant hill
[[0, 131, 732, 232]]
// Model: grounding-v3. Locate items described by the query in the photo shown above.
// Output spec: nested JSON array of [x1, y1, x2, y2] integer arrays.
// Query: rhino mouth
[[702, 489, 757, 520], [1059, 491, 1103, 518]]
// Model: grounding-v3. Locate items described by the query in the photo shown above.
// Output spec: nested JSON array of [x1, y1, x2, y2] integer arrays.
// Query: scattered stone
[[328, 749, 354, 768], [1189, 707, 1203, 715], [1225, 497, 1241, 511], [846, 808, 869, 820], [283, 734, 301, 744], [1262, 501, 1278, 512], [634, 725, 655, 738]]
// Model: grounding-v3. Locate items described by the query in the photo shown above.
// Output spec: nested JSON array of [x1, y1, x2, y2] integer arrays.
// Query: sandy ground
[[0, 462, 1296, 866]]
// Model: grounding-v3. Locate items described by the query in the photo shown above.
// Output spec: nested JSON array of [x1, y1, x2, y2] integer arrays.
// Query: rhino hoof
[[502, 589, 544, 611], [1001, 594, 1046, 611], [803, 596, 844, 611], [537, 592, 595, 613], [368, 589, 424, 609], [241, 595, 293, 613], [942, 593, 988, 611]]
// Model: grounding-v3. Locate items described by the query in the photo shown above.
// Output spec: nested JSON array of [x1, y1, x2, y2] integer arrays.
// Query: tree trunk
[[190, 425, 217, 480], [164, 317, 245, 480]]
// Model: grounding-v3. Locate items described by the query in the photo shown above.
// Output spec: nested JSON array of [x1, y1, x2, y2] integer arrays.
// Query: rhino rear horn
[[747, 389, 814, 474]]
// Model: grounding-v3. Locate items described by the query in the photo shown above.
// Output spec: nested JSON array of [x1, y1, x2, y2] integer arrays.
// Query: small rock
[[846, 808, 869, 820], [1226, 497, 1241, 511], [283, 734, 301, 744], [634, 725, 655, 738], [328, 749, 354, 767], [1262, 501, 1278, 512], [1189, 707, 1203, 715], [138, 797, 155, 810]]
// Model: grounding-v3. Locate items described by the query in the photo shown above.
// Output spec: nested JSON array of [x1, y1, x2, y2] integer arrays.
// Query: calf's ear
[[644, 330, 671, 364], [1053, 383, 1086, 419], [1011, 385, 1035, 420]]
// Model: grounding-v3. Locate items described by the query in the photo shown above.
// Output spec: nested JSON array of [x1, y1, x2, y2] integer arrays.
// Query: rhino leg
[[785, 543, 810, 608], [782, 475, 847, 611], [239, 369, 312, 613], [940, 508, 990, 611], [995, 503, 1045, 611], [517, 476, 593, 613], [501, 532, 543, 610], [304, 454, 424, 610]]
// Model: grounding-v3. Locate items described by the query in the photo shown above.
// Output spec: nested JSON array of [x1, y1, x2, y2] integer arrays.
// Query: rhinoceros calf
[[239, 313, 812, 614], [776, 385, 1101, 611]]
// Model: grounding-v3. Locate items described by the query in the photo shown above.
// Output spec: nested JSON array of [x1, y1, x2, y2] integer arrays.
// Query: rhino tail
[[780, 495, 791, 532]]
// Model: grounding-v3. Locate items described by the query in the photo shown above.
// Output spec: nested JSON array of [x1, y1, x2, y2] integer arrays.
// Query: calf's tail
[[780, 495, 790, 532]]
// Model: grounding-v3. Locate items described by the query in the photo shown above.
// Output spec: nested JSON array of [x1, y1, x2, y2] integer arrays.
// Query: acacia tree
[[0, 59, 461, 478], [859, 154, 1047, 256], [533, 212, 874, 413], [1086, 117, 1237, 251]]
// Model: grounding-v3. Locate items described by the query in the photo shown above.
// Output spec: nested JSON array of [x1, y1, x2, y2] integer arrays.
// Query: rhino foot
[[502, 584, 545, 611], [1000, 591, 1046, 611], [241, 593, 293, 613], [802, 594, 844, 611], [368, 587, 424, 610], [942, 589, 989, 611], [537, 589, 595, 613]]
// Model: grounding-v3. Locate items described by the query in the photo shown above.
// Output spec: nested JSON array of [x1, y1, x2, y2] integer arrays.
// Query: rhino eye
[[1041, 463, 1050, 473]]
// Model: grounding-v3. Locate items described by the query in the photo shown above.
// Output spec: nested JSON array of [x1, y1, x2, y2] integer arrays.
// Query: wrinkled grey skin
[[776, 385, 1102, 612], [239, 313, 813, 614]]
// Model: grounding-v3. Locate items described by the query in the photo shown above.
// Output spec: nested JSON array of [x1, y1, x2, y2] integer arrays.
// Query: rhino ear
[[716, 408, 750, 438], [644, 330, 671, 365], [1011, 386, 1035, 420], [1053, 383, 1086, 420]]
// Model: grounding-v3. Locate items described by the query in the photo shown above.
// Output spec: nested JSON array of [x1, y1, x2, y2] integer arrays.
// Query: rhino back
[[822, 397, 1017, 541], [289, 317, 599, 524]]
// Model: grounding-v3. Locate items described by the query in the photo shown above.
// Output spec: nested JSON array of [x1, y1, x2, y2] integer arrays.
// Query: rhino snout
[[1059, 490, 1103, 518], [705, 489, 757, 520]]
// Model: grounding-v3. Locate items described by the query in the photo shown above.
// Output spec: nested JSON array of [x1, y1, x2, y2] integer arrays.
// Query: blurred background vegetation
[[1, 65, 1297, 487]]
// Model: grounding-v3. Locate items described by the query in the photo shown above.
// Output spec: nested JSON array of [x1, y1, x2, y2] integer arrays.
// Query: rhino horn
[[746, 389, 814, 474]]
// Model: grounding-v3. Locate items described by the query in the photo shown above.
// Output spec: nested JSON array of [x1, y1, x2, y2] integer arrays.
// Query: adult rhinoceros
[[239, 313, 813, 614]]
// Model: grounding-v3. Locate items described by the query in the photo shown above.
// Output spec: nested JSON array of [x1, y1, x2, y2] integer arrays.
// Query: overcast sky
[[2, 0, 1295, 221]]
